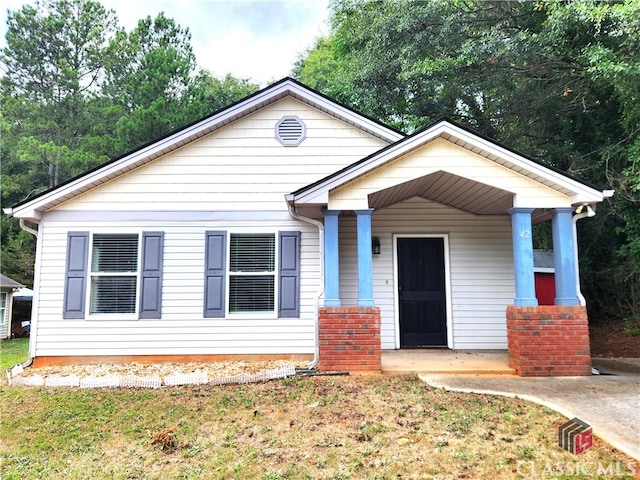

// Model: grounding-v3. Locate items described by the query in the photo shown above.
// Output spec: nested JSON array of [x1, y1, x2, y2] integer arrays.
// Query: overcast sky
[[1, 0, 330, 86]]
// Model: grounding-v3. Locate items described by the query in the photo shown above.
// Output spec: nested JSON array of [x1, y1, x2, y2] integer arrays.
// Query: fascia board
[[286, 84, 404, 143], [6, 130, 195, 217], [294, 121, 606, 205], [442, 123, 606, 203], [7, 94, 278, 217], [2, 206, 42, 221], [294, 189, 330, 205], [293, 123, 449, 204], [9, 79, 403, 218], [534, 267, 555, 273]]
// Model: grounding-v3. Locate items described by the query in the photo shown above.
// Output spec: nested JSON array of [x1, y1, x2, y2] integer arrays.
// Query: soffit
[[438, 131, 575, 197], [292, 122, 605, 208], [368, 171, 514, 215]]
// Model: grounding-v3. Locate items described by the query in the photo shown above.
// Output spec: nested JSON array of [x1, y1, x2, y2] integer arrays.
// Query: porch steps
[[381, 350, 516, 375]]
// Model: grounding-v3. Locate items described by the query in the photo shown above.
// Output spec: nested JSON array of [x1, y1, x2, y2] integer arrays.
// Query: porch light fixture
[[372, 236, 381, 255]]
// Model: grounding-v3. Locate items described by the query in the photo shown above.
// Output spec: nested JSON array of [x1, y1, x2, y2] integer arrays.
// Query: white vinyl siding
[[329, 137, 570, 211], [33, 97, 388, 358], [57, 97, 389, 213], [338, 196, 513, 350], [31, 217, 320, 357]]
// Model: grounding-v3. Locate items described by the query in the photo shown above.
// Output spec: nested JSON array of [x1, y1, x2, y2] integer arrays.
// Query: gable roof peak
[[289, 116, 609, 206], [5, 78, 404, 220]]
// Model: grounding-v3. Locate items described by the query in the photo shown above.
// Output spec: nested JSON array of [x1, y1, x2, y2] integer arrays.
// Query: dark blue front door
[[397, 237, 447, 347]]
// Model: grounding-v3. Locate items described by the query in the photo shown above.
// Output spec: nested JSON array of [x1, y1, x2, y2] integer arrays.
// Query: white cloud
[[1, 0, 330, 86]]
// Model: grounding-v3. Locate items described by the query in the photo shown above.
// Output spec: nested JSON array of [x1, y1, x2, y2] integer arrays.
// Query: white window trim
[[0, 292, 7, 326], [392, 233, 453, 350], [86, 231, 141, 320], [226, 229, 279, 319]]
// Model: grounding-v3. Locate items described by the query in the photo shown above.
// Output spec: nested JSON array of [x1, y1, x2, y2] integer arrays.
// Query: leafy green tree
[[186, 72, 259, 119], [105, 12, 197, 152], [2, 0, 119, 183], [292, 36, 351, 103], [1, 0, 259, 284], [543, 0, 640, 330], [1, 0, 117, 284], [296, 0, 640, 326]]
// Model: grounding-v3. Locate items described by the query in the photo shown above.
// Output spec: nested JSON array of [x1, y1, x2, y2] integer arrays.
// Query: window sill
[[225, 312, 278, 320], [86, 314, 139, 321]]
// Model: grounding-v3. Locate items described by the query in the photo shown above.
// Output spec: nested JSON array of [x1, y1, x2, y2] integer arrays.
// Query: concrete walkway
[[416, 358, 640, 462]]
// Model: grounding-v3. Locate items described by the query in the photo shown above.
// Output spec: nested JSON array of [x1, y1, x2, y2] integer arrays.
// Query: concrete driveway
[[419, 358, 640, 462]]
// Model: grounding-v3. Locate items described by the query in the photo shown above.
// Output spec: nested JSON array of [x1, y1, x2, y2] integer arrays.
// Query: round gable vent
[[275, 116, 306, 146]]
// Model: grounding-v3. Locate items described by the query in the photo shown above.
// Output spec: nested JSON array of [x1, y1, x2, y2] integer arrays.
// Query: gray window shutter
[[204, 231, 227, 318], [63, 231, 89, 319], [139, 232, 164, 319], [278, 231, 301, 318]]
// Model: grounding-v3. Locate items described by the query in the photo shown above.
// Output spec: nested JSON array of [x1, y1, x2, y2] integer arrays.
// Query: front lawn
[[0, 375, 636, 479], [0, 338, 29, 371]]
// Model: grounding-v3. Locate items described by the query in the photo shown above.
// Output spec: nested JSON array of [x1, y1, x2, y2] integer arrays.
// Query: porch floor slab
[[381, 349, 514, 375]]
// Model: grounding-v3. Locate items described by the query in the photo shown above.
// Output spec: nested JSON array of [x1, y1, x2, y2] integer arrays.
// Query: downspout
[[287, 201, 325, 370], [572, 204, 596, 306], [19, 219, 38, 237], [15, 219, 39, 369]]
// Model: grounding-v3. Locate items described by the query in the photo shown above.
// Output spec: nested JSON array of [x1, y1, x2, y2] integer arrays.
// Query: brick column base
[[506, 305, 591, 376], [318, 306, 381, 373]]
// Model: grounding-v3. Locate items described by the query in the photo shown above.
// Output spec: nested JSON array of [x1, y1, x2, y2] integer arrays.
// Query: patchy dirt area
[[6, 359, 309, 388], [22, 359, 306, 379], [2, 374, 637, 479], [590, 321, 640, 358]]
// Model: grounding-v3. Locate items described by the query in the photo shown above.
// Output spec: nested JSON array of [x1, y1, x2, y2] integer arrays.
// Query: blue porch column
[[508, 207, 538, 306], [551, 208, 580, 306], [355, 209, 375, 307], [323, 210, 341, 306]]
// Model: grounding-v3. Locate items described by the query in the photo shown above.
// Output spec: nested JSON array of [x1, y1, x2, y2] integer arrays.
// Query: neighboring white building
[[0, 274, 24, 339], [4, 79, 610, 374]]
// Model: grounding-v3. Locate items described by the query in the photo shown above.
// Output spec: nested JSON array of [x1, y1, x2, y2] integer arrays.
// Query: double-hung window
[[228, 233, 275, 313], [0, 292, 6, 327], [204, 230, 300, 318], [89, 234, 139, 314], [63, 231, 164, 319]]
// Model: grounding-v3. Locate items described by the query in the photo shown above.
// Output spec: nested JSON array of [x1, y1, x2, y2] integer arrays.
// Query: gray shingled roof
[[0, 274, 24, 288]]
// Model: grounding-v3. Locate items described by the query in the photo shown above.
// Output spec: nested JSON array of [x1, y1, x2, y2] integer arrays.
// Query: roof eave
[[7, 78, 403, 217], [290, 119, 609, 206]]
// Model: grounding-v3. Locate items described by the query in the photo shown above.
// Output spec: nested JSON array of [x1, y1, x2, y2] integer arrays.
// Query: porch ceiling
[[368, 171, 514, 215]]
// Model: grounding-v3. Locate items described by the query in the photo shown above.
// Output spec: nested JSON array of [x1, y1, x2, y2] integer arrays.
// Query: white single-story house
[[4, 78, 612, 375], [0, 274, 24, 339]]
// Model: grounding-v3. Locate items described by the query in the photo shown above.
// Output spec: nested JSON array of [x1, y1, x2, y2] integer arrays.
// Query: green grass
[[0, 338, 29, 371], [1, 375, 636, 479]]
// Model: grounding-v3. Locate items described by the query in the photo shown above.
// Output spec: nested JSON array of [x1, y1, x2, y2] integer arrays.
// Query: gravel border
[[6, 360, 307, 388]]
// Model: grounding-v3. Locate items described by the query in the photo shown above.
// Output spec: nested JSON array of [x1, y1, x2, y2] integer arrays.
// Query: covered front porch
[[287, 120, 610, 377]]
